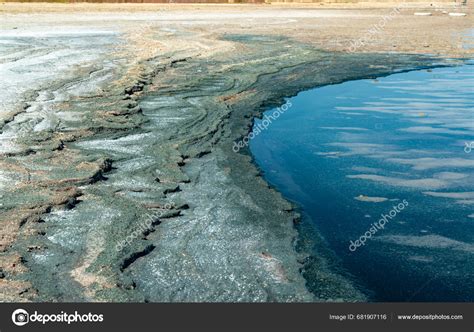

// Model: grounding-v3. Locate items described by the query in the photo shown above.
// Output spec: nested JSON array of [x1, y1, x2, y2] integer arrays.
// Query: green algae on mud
[[0, 26, 453, 302]]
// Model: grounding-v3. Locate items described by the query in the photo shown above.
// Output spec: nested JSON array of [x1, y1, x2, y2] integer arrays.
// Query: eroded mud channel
[[0, 21, 455, 302]]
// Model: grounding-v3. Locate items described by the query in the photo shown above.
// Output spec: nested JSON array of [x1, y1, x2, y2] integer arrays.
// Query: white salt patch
[[319, 127, 368, 131], [423, 192, 474, 199], [387, 157, 474, 170], [376, 235, 474, 253], [354, 195, 388, 203], [456, 200, 474, 205], [408, 255, 434, 263], [348, 174, 447, 189], [399, 126, 467, 135], [434, 172, 469, 180]]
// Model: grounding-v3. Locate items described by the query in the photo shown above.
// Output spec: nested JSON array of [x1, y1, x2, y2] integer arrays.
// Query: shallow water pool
[[250, 62, 474, 301]]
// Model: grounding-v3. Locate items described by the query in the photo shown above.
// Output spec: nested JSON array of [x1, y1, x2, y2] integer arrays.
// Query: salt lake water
[[250, 62, 474, 301]]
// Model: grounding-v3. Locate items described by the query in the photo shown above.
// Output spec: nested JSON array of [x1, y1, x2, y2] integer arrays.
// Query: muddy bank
[[0, 10, 464, 302]]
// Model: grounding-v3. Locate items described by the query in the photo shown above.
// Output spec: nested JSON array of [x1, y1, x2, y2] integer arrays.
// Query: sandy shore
[[1, 2, 472, 56], [0, 3, 472, 302]]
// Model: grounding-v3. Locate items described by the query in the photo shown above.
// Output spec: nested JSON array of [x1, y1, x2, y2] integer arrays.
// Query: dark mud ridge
[[0, 30, 447, 302]]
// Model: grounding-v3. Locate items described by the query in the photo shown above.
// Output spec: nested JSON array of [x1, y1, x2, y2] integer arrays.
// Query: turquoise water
[[250, 62, 474, 301]]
